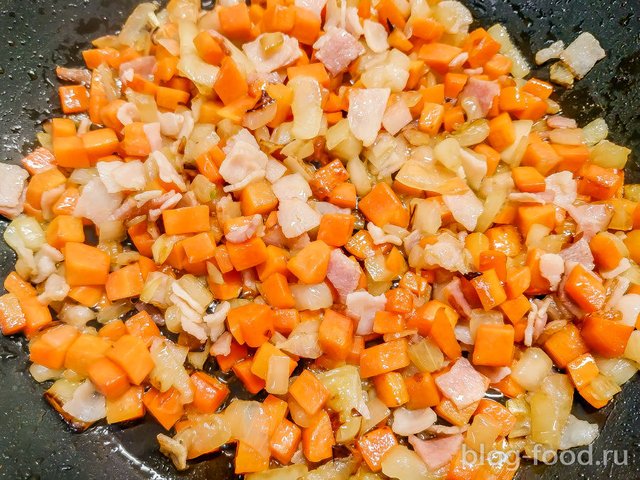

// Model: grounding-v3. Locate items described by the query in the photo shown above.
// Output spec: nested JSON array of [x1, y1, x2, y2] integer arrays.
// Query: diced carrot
[[511, 166, 546, 193], [472, 324, 514, 367], [429, 307, 462, 359], [309, 159, 350, 199], [444, 105, 465, 132], [215, 340, 248, 373], [418, 101, 445, 136], [590, 232, 623, 271], [521, 134, 562, 175], [127, 221, 154, 258], [360, 338, 410, 378], [121, 122, 151, 157], [345, 230, 378, 260], [499, 294, 531, 325], [59, 85, 89, 114], [64, 242, 111, 286], [218, 3, 253, 41], [483, 53, 513, 79], [564, 264, 606, 313], [522, 78, 554, 99], [4, 271, 36, 301], [373, 310, 405, 334], [553, 144, 590, 172], [474, 398, 516, 437], [359, 182, 409, 228], [214, 56, 249, 105], [87, 357, 130, 399], [181, 232, 217, 264], [228, 303, 274, 348], [543, 324, 588, 368], [287, 240, 331, 284], [419, 43, 462, 72], [435, 398, 479, 427], [255, 245, 289, 281], [498, 86, 529, 112], [374, 372, 409, 407], [577, 374, 618, 409], [473, 143, 501, 177], [193, 31, 225, 65], [240, 180, 278, 216], [64, 333, 112, 376], [287, 62, 330, 88], [577, 164, 623, 200], [156, 86, 190, 111], [143, 387, 184, 430], [471, 269, 507, 310], [107, 334, 154, 385], [488, 112, 515, 151], [53, 135, 90, 168], [105, 262, 144, 301], [289, 369, 330, 416], [262, 1, 296, 33], [250, 341, 297, 380], [302, 409, 335, 462], [317, 213, 355, 247], [29, 324, 79, 370], [581, 314, 633, 358], [209, 269, 242, 301], [190, 371, 230, 413], [404, 371, 440, 409], [262, 272, 296, 308], [270, 418, 301, 465], [162, 205, 210, 235], [46, 215, 85, 250], [232, 358, 266, 394], [357, 426, 398, 472], [227, 237, 268, 271], [82, 128, 119, 162], [422, 84, 445, 104], [478, 250, 507, 282], [567, 353, 599, 389], [318, 309, 354, 360], [124, 311, 161, 347], [516, 204, 555, 237], [0, 293, 26, 335], [411, 17, 444, 42], [98, 319, 127, 341], [463, 28, 501, 68]]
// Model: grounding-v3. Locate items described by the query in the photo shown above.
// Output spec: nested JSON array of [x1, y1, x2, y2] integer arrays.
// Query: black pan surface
[[0, 1, 639, 479]]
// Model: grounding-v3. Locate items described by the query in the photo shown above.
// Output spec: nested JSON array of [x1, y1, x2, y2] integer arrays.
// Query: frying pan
[[0, 1, 639, 478]]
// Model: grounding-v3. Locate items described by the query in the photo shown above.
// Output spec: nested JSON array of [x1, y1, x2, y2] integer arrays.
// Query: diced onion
[[381, 445, 433, 480], [266, 355, 291, 395], [511, 347, 552, 391], [391, 407, 437, 436]]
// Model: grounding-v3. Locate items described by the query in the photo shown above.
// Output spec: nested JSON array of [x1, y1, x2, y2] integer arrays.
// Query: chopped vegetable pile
[[1, 0, 639, 478]]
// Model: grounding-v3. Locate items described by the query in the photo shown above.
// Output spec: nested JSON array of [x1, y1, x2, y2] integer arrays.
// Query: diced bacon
[[314, 27, 365, 76], [97, 160, 146, 193], [477, 366, 511, 384], [277, 198, 321, 238], [152, 151, 187, 192], [56, 66, 92, 84], [31, 244, 64, 284], [220, 129, 268, 193], [295, 0, 327, 18], [37, 273, 70, 304], [118, 55, 156, 81], [272, 173, 312, 202], [243, 33, 301, 73], [346, 291, 387, 335], [0, 163, 28, 219], [459, 78, 500, 116], [558, 238, 595, 271], [210, 331, 233, 356], [539, 253, 565, 291], [443, 277, 472, 317], [426, 424, 469, 436], [41, 184, 65, 220], [74, 178, 123, 225], [225, 214, 263, 244], [265, 158, 287, 183], [508, 191, 556, 204], [423, 232, 470, 274], [117, 102, 141, 126], [567, 203, 613, 241], [313, 202, 350, 215], [443, 190, 483, 231], [367, 222, 403, 246], [148, 193, 182, 222], [525, 297, 550, 346], [409, 434, 464, 471], [434, 357, 488, 409], [547, 115, 577, 129], [327, 249, 360, 301], [348, 87, 391, 147], [143, 122, 163, 152], [545, 171, 576, 210]]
